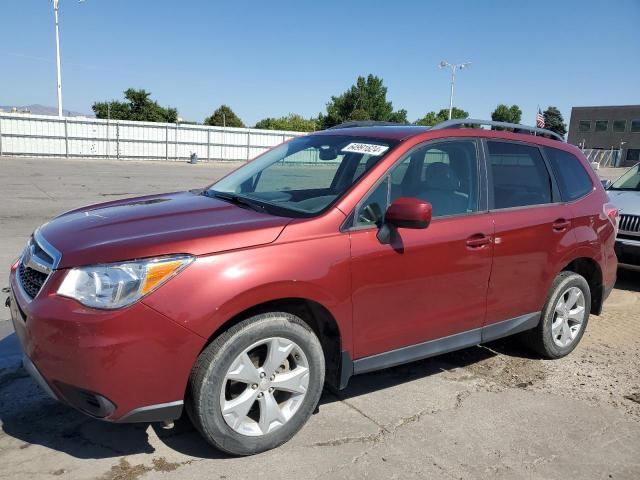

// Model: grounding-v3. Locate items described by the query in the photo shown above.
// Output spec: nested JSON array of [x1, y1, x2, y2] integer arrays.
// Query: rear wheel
[[187, 312, 325, 455], [525, 271, 590, 359]]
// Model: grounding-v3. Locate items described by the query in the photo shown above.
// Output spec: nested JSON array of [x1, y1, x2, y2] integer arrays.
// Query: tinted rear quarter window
[[487, 141, 552, 209], [545, 147, 593, 201]]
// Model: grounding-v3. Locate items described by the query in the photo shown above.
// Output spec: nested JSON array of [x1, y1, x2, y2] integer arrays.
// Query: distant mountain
[[0, 104, 93, 117]]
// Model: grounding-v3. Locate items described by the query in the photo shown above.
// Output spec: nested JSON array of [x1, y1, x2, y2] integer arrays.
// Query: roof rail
[[431, 118, 565, 142], [327, 120, 409, 130]]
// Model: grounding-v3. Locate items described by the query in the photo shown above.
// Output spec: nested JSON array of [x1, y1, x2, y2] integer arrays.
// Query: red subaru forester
[[8, 119, 618, 455]]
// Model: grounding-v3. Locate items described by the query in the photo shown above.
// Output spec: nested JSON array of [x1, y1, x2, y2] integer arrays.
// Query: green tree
[[490, 104, 522, 125], [254, 113, 317, 132], [415, 107, 468, 126], [204, 105, 245, 128], [318, 74, 408, 129], [92, 89, 177, 123], [543, 106, 567, 137]]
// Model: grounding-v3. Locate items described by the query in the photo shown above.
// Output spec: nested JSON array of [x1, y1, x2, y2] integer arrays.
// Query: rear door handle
[[552, 219, 571, 231], [466, 234, 492, 248]]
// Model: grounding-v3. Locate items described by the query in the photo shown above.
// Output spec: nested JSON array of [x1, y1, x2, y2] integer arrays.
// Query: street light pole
[[52, 0, 63, 117], [439, 61, 471, 120]]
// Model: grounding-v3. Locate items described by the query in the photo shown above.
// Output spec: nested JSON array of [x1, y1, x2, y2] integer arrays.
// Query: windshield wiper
[[208, 191, 267, 213]]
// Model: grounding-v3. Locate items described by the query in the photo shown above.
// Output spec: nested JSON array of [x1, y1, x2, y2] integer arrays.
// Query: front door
[[348, 139, 493, 359]]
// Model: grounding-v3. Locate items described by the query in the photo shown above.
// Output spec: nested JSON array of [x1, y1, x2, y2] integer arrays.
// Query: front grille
[[16, 233, 59, 301], [18, 262, 48, 299], [619, 214, 640, 234]]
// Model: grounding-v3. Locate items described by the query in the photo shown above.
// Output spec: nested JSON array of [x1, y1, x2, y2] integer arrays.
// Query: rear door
[[484, 139, 574, 326]]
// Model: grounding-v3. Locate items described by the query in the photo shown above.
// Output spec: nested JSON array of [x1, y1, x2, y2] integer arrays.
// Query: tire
[[524, 271, 591, 359], [187, 312, 325, 456]]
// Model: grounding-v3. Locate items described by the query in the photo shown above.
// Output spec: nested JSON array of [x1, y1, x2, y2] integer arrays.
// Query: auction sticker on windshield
[[341, 143, 389, 156]]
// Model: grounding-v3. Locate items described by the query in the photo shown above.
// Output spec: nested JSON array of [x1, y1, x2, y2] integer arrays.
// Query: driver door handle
[[466, 234, 492, 248]]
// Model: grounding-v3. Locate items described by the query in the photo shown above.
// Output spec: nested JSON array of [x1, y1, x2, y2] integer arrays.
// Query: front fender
[[142, 234, 353, 352]]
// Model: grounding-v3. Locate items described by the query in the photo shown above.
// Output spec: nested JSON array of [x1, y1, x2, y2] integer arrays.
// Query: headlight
[[57, 255, 194, 309]]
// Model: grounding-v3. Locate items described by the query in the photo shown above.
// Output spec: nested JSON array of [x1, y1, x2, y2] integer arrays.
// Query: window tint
[[488, 141, 552, 209], [613, 120, 626, 132], [545, 147, 593, 201], [578, 120, 591, 132], [355, 140, 479, 227], [595, 120, 608, 132], [631, 120, 640, 133]]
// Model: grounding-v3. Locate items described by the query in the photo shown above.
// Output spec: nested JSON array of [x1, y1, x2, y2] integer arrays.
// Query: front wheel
[[187, 312, 325, 455], [524, 271, 591, 359]]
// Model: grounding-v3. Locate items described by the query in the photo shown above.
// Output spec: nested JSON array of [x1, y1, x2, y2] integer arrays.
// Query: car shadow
[[1, 328, 537, 460], [324, 336, 538, 405], [616, 267, 640, 292]]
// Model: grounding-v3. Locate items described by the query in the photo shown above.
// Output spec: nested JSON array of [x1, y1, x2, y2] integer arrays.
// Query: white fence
[[0, 112, 305, 162], [582, 148, 622, 168]]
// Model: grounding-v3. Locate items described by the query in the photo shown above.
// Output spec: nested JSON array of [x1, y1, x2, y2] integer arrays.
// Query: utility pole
[[439, 61, 471, 120], [53, 0, 63, 117]]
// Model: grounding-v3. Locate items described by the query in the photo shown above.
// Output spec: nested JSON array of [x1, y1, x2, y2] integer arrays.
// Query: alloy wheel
[[220, 337, 310, 436], [551, 286, 586, 348]]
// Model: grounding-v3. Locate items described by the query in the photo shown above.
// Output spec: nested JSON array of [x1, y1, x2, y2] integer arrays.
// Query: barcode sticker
[[341, 143, 389, 156]]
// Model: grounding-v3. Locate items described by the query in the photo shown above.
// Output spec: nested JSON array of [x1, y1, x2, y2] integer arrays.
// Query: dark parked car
[[8, 119, 618, 455], [605, 162, 640, 266]]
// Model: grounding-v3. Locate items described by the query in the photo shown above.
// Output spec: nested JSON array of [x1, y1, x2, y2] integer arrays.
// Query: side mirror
[[601, 179, 612, 190], [377, 197, 432, 244], [385, 197, 432, 229]]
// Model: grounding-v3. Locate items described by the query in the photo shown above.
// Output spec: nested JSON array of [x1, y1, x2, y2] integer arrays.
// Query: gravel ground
[[0, 156, 638, 480]]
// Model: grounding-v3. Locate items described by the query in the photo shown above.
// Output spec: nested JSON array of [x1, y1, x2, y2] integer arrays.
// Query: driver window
[[354, 140, 479, 227]]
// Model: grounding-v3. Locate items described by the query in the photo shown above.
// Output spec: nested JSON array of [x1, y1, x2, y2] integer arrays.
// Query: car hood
[[39, 191, 292, 269], [607, 190, 640, 215]]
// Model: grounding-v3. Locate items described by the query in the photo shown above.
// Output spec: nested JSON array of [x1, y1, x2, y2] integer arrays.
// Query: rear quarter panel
[[565, 189, 617, 289], [559, 146, 616, 290]]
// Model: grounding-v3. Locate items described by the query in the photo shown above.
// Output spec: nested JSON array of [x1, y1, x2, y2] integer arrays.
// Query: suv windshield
[[610, 163, 640, 191], [207, 135, 397, 216]]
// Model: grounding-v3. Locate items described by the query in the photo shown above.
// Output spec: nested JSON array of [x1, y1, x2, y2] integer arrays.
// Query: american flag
[[536, 109, 545, 128]]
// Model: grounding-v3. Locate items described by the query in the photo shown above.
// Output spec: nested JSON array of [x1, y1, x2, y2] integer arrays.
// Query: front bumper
[[615, 236, 640, 266], [9, 266, 206, 423]]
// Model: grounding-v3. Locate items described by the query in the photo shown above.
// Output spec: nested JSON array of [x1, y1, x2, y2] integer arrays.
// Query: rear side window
[[487, 141, 552, 209], [545, 147, 593, 201]]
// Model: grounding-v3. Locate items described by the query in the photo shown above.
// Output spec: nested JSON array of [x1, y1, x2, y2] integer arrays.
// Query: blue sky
[[1, 0, 639, 125]]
